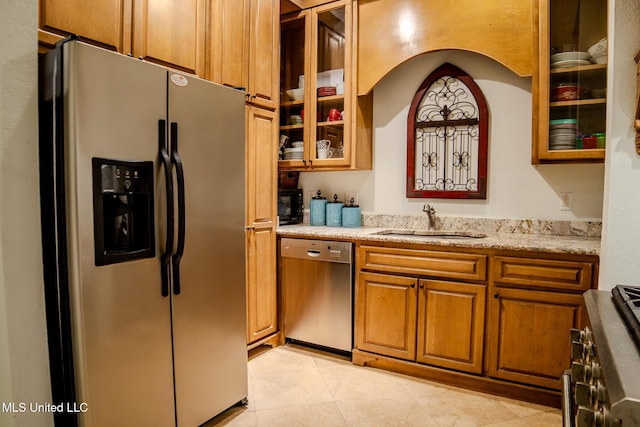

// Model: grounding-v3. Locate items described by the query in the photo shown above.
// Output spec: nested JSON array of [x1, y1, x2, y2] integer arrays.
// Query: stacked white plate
[[550, 51, 591, 68], [549, 119, 577, 150], [283, 147, 304, 160]]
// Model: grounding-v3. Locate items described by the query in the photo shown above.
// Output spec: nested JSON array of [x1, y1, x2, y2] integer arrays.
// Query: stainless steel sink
[[374, 229, 487, 239]]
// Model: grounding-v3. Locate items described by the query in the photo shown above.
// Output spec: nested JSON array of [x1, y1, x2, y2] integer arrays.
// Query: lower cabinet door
[[355, 272, 417, 360], [487, 287, 584, 390], [246, 226, 277, 344], [416, 279, 486, 374]]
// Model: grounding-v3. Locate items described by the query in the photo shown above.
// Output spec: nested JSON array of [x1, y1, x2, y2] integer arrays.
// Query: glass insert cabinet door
[[407, 63, 488, 199], [533, 0, 607, 163], [279, 1, 351, 168]]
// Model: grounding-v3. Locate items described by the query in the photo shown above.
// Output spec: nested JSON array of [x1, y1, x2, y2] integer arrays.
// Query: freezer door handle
[[170, 122, 185, 295], [159, 119, 174, 297]]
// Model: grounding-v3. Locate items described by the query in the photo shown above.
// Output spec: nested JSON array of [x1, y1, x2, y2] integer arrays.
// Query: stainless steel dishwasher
[[280, 238, 353, 353]]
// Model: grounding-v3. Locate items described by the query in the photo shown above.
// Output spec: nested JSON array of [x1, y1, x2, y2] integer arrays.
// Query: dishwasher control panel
[[280, 238, 352, 264]]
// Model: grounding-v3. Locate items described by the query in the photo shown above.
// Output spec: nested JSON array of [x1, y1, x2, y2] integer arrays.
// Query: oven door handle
[[561, 369, 575, 427]]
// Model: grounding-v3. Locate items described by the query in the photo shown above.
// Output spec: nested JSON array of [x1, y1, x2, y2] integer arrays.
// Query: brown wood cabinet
[[38, 0, 129, 52], [356, 0, 536, 95], [532, 0, 608, 163], [417, 279, 486, 374], [279, 0, 372, 171], [208, 0, 248, 91], [39, 0, 207, 76], [355, 244, 487, 375], [357, 271, 418, 360], [248, 0, 280, 110], [487, 254, 596, 390], [245, 106, 279, 345], [209, 0, 279, 110], [487, 287, 585, 389], [354, 243, 599, 406]]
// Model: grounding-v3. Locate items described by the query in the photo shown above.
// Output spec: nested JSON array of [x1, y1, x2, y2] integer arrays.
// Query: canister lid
[[328, 193, 343, 203], [312, 190, 326, 200], [344, 197, 359, 208]]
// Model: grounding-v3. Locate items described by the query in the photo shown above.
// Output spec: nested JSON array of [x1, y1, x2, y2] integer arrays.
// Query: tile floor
[[206, 344, 562, 426]]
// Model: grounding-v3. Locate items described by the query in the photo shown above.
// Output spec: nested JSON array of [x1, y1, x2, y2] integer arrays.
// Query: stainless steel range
[[564, 287, 640, 426]]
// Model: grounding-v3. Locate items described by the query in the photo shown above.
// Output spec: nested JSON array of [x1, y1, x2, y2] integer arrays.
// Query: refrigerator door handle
[[159, 119, 174, 297], [170, 122, 186, 295]]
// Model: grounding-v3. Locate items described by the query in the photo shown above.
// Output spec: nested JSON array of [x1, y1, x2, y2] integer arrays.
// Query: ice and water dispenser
[[92, 158, 155, 266]]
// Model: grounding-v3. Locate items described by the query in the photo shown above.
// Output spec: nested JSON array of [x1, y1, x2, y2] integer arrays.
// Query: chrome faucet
[[423, 204, 436, 230]]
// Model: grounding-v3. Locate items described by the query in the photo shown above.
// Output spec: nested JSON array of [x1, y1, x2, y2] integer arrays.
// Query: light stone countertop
[[276, 224, 601, 256]]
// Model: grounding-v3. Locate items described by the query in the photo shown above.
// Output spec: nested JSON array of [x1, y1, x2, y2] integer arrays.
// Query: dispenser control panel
[[92, 158, 155, 266]]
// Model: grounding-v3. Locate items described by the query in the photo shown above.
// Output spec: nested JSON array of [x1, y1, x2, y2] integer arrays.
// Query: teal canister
[[342, 198, 361, 227], [326, 194, 344, 226], [309, 190, 327, 226]]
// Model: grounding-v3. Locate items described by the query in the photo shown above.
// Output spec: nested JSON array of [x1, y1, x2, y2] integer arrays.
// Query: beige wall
[[0, 1, 53, 426], [300, 49, 605, 220]]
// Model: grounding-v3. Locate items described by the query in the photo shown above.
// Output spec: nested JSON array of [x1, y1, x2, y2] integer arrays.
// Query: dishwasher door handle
[[307, 250, 321, 257]]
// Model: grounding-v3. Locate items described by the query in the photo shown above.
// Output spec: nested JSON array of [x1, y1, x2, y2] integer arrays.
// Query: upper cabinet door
[[131, 0, 207, 77], [38, 0, 131, 52], [532, 0, 608, 164], [209, 0, 250, 90], [248, 0, 280, 110]]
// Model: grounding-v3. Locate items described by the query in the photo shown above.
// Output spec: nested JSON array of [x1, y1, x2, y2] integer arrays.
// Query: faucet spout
[[423, 204, 436, 230]]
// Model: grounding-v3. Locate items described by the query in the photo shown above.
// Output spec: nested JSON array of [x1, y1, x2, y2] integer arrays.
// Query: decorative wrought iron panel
[[407, 63, 488, 199]]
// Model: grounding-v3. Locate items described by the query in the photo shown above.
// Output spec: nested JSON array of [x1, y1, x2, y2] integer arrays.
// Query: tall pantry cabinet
[[218, 0, 280, 347], [38, 0, 281, 348]]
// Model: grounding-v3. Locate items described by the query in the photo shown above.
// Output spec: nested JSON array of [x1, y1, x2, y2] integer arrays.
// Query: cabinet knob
[[494, 292, 499, 298], [410, 283, 415, 288], [419, 283, 424, 289]]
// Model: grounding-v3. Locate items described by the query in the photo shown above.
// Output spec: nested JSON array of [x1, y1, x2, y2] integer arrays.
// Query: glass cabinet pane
[[547, 0, 607, 154], [315, 6, 345, 161], [280, 15, 307, 162]]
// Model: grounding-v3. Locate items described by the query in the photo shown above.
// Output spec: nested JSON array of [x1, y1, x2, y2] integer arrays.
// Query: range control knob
[[576, 382, 594, 407], [571, 327, 593, 343], [577, 406, 611, 427], [572, 340, 596, 362], [572, 361, 603, 384], [593, 381, 607, 407], [571, 328, 586, 342], [572, 361, 591, 383]]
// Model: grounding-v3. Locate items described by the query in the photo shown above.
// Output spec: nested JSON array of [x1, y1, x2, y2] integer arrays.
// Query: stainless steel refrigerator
[[38, 39, 248, 427]]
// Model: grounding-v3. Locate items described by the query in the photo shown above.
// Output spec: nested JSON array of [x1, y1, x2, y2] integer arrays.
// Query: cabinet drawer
[[359, 245, 487, 282], [492, 256, 593, 292]]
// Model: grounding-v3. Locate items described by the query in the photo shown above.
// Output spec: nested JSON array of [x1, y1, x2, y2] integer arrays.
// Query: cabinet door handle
[[419, 283, 424, 289], [410, 283, 415, 288], [494, 292, 499, 299]]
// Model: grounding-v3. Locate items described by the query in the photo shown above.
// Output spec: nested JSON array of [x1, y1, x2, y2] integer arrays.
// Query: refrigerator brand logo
[[1, 402, 88, 413], [170, 74, 189, 87]]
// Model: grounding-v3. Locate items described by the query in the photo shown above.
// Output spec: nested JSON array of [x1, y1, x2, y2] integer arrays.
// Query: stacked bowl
[[549, 119, 577, 150], [588, 38, 608, 64]]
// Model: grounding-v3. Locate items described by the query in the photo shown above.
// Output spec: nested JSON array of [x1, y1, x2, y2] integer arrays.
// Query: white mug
[[316, 139, 331, 150], [317, 148, 329, 159]]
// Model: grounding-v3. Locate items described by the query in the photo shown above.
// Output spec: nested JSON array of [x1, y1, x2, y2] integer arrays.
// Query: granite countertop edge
[[276, 225, 601, 256]]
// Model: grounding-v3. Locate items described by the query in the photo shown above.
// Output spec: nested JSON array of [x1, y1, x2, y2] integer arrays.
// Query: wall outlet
[[345, 192, 359, 205], [559, 192, 572, 211]]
